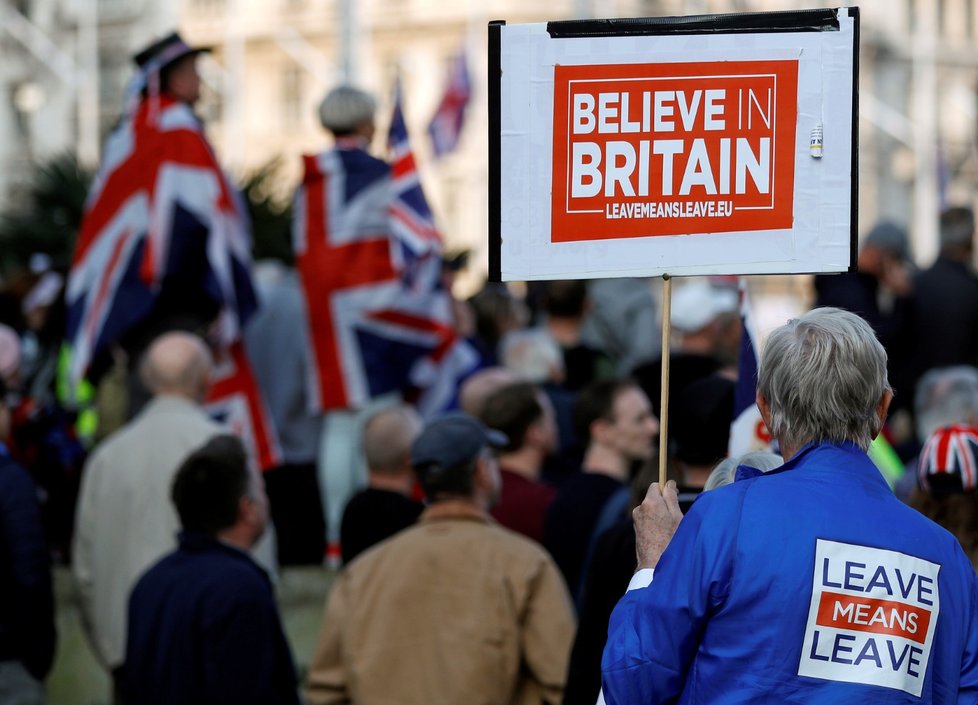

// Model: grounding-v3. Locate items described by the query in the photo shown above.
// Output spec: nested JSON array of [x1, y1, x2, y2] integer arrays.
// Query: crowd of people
[[4, 26, 978, 705]]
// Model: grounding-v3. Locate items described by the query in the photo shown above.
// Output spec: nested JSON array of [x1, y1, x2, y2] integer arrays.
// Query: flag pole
[[659, 273, 672, 488]]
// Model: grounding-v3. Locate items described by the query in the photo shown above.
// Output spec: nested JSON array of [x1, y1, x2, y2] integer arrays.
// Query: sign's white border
[[496, 9, 857, 281]]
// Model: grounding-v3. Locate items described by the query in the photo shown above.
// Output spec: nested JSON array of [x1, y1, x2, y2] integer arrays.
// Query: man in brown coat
[[305, 413, 575, 705]]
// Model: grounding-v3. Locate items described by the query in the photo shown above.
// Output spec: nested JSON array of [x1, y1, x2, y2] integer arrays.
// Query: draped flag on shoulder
[[293, 84, 476, 415], [427, 51, 472, 158], [205, 341, 282, 472], [728, 278, 773, 456], [66, 96, 257, 384]]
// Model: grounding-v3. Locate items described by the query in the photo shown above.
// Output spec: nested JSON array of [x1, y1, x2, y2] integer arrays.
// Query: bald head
[[139, 332, 213, 402], [363, 405, 423, 475]]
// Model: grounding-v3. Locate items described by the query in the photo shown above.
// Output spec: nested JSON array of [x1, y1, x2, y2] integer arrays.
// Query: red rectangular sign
[[815, 591, 932, 645], [551, 60, 799, 242]]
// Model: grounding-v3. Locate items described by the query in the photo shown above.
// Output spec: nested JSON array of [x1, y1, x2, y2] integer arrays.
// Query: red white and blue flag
[[918, 424, 978, 494], [66, 96, 257, 383], [427, 51, 471, 158], [728, 278, 772, 456], [205, 341, 282, 472], [293, 86, 476, 416], [66, 96, 282, 466]]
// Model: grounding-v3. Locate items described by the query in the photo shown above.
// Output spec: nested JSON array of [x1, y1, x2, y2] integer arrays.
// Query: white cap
[[670, 281, 738, 333]]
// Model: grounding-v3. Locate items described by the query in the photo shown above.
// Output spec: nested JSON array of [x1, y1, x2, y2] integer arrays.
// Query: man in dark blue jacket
[[603, 307, 978, 704], [123, 435, 299, 705], [0, 378, 55, 705]]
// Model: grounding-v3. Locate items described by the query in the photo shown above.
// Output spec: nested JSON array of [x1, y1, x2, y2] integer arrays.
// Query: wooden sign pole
[[658, 274, 672, 488]]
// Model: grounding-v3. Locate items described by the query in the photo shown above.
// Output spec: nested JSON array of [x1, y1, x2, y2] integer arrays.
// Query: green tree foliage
[[0, 154, 293, 281], [0, 153, 93, 278]]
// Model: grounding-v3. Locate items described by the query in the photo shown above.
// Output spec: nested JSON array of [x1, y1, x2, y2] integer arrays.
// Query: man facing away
[[602, 307, 978, 704], [339, 404, 424, 565], [480, 381, 558, 543], [306, 413, 575, 705], [72, 332, 222, 688], [124, 435, 299, 705]]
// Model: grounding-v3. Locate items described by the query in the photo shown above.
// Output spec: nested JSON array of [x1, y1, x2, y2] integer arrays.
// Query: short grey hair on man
[[757, 307, 890, 452], [500, 328, 564, 384], [914, 366, 978, 441], [318, 85, 376, 135], [703, 451, 784, 492], [363, 404, 423, 475]]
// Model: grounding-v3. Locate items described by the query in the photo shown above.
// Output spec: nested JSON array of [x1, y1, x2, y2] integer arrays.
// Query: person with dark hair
[[480, 382, 558, 542], [306, 413, 575, 704], [907, 206, 978, 405], [909, 425, 978, 568], [123, 435, 299, 705], [0, 377, 55, 705], [541, 280, 614, 391], [543, 378, 658, 600]]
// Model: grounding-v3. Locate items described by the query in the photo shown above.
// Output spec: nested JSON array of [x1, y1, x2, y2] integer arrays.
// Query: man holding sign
[[602, 308, 978, 703]]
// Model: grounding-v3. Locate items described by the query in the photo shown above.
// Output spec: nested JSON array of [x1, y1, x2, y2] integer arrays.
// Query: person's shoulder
[[0, 455, 37, 501]]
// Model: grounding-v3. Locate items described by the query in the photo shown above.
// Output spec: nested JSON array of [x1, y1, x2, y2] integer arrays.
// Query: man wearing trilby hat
[[66, 31, 256, 416], [67, 30, 261, 703]]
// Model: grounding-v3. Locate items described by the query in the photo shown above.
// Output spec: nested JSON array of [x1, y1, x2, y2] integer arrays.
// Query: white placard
[[490, 8, 858, 281]]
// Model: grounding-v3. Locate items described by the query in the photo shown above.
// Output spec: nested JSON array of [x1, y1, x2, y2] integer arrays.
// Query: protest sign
[[489, 8, 859, 281]]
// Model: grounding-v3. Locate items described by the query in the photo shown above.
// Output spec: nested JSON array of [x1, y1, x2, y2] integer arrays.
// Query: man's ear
[[756, 390, 773, 430], [590, 417, 612, 445], [875, 388, 894, 438]]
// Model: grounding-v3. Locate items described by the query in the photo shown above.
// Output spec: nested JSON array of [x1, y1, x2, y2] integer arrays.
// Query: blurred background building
[[1, 0, 977, 296]]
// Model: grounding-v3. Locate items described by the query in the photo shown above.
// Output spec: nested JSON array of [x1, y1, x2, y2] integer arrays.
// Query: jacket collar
[[765, 441, 890, 490], [420, 499, 492, 526], [177, 531, 267, 577]]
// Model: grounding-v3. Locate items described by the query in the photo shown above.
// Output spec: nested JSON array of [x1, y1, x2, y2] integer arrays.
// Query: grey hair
[[318, 85, 376, 134], [703, 451, 784, 491], [914, 366, 978, 441], [363, 404, 423, 474], [757, 307, 890, 451], [500, 328, 564, 384]]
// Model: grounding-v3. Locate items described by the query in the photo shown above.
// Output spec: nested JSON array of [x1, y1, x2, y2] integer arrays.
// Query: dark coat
[[123, 532, 299, 705], [0, 447, 55, 680]]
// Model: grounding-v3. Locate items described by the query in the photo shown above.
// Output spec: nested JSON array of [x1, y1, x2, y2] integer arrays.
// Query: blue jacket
[[123, 532, 299, 705], [0, 446, 55, 680], [602, 442, 978, 704]]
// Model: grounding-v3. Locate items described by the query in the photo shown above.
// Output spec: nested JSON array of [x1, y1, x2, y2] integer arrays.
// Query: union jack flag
[[205, 341, 282, 472], [918, 424, 978, 494], [66, 96, 257, 384], [293, 86, 475, 415], [428, 51, 471, 157]]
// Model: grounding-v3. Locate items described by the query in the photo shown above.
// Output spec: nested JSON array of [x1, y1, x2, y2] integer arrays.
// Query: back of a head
[[480, 382, 543, 453], [939, 206, 975, 253], [458, 367, 516, 418], [171, 435, 249, 535], [758, 307, 889, 451], [500, 328, 564, 384], [704, 451, 784, 491], [543, 280, 588, 319], [862, 221, 909, 261], [915, 366, 978, 442], [411, 413, 506, 501], [318, 85, 376, 136], [139, 331, 213, 401], [673, 374, 735, 468], [363, 404, 423, 475], [574, 378, 633, 443]]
